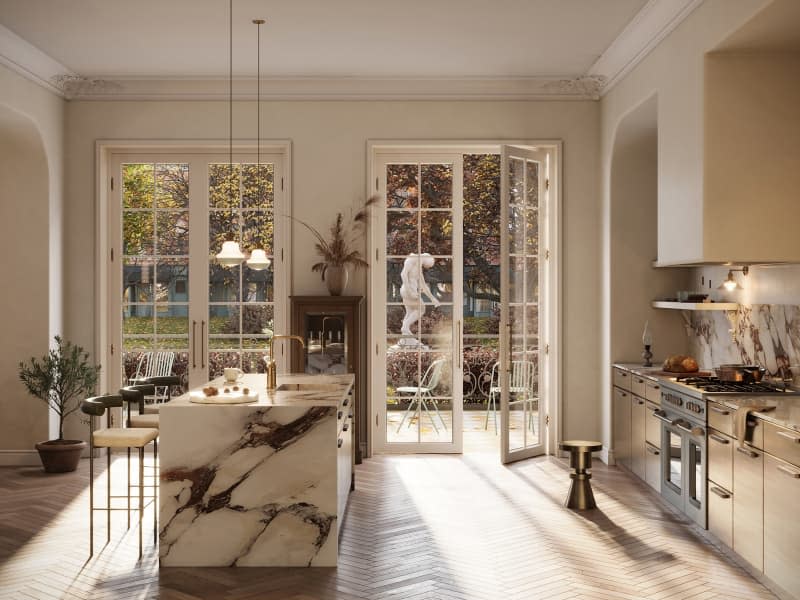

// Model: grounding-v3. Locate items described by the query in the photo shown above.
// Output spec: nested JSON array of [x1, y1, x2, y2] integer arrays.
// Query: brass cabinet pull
[[343, 397, 349, 407], [637, 378, 644, 384], [201, 320, 206, 369], [337, 439, 343, 448], [645, 445, 660, 456], [709, 405, 730, 415], [619, 372, 628, 377], [709, 433, 730, 445], [736, 446, 758, 458], [637, 399, 644, 405], [710, 486, 731, 499], [776, 430, 800, 444], [337, 411, 343, 420], [457, 320, 462, 369], [343, 423, 349, 432], [652, 410, 672, 425], [620, 392, 627, 397], [192, 320, 197, 368], [777, 464, 800, 478]]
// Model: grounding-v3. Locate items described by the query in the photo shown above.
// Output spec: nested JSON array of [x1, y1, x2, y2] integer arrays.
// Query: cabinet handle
[[201, 320, 206, 369], [676, 421, 692, 434], [776, 430, 800, 444], [343, 397, 349, 407], [645, 445, 660, 456], [192, 320, 197, 368], [637, 378, 644, 384], [338, 439, 343, 448], [619, 372, 628, 377], [637, 399, 644, 405], [709, 433, 730, 445], [777, 464, 800, 478], [651, 385, 660, 390], [337, 411, 343, 420], [457, 320, 462, 369], [710, 486, 731, 499], [709, 405, 730, 415], [736, 446, 758, 458], [620, 392, 627, 397], [343, 423, 349, 432], [652, 410, 672, 425]]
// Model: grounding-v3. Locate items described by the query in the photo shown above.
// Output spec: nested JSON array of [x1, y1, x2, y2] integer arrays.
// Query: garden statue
[[399, 253, 441, 343]]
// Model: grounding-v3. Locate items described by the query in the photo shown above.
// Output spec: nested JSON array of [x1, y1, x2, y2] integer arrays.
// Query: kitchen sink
[[275, 383, 341, 392]]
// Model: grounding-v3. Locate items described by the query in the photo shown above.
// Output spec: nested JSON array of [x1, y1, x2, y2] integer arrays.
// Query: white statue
[[400, 253, 441, 337]]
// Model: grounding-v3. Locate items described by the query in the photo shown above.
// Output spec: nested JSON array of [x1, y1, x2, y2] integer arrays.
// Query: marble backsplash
[[686, 304, 800, 378]]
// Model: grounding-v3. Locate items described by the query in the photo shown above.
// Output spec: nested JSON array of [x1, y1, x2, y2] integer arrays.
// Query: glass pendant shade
[[216, 240, 246, 267], [246, 248, 271, 270], [719, 270, 741, 291]]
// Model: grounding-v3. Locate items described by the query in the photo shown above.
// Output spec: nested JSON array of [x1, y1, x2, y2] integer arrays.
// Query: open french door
[[500, 146, 551, 464]]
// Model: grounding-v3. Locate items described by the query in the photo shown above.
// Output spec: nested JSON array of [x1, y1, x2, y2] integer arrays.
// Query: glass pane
[[156, 259, 189, 301], [242, 337, 269, 350], [419, 354, 453, 443], [427, 257, 453, 303], [509, 157, 524, 204], [243, 209, 273, 255], [386, 350, 420, 443], [386, 164, 418, 209], [208, 351, 239, 379], [420, 305, 453, 352], [420, 211, 452, 256], [242, 163, 273, 209], [209, 264, 241, 302], [668, 431, 682, 491], [508, 204, 527, 256], [209, 163, 240, 209], [123, 259, 154, 302], [386, 258, 404, 302], [123, 212, 154, 255], [209, 209, 238, 257], [525, 160, 539, 205], [123, 311, 153, 335], [209, 305, 240, 335], [123, 164, 154, 209], [242, 304, 274, 335], [526, 258, 539, 301], [242, 352, 266, 373], [156, 163, 189, 209], [156, 311, 188, 335], [157, 211, 189, 255], [243, 268, 273, 302], [525, 206, 539, 256], [421, 164, 453, 208], [386, 211, 417, 256], [157, 337, 189, 351]]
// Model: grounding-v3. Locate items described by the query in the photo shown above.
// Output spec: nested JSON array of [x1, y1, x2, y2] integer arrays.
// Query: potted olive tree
[[18, 336, 100, 473]]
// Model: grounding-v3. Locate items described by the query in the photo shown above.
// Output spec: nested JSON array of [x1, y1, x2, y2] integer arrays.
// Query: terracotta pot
[[35, 439, 86, 473], [323, 265, 348, 296]]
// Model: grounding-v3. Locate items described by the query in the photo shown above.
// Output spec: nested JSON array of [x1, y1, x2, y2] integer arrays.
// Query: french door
[[373, 153, 464, 453], [499, 146, 550, 464], [108, 151, 287, 393]]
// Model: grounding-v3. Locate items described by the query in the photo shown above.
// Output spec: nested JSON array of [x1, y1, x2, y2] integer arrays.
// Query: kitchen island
[[158, 373, 354, 567]]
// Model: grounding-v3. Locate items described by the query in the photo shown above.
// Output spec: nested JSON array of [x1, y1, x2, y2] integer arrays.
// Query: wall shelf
[[652, 301, 738, 311]]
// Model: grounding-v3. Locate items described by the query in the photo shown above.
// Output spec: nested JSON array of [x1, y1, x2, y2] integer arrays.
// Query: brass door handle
[[338, 439, 343, 448], [710, 486, 731, 499], [736, 446, 758, 458], [709, 433, 730, 444], [652, 410, 672, 425], [192, 320, 197, 368], [777, 464, 800, 478], [776, 430, 800, 443], [201, 320, 206, 369], [645, 445, 660, 456], [709, 405, 730, 415]]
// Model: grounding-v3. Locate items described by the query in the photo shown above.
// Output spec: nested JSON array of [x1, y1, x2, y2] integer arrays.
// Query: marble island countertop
[[167, 373, 354, 408]]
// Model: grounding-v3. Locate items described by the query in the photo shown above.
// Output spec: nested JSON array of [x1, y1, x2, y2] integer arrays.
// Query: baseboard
[[600, 446, 615, 466], [0, 450, 41, 466]]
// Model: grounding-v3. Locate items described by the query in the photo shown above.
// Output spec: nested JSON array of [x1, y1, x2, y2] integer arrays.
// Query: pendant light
[[216, 0, 246, 268], [246, 18, 271, 271]]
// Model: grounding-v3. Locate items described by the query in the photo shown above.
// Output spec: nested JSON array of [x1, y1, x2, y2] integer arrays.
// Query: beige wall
[[0, 64, 65, 461], [65, 99, 602, 444], [599, 0, 770, 460]]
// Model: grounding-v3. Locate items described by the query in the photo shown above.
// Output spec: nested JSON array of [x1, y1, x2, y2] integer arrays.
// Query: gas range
[[662, 376, 797, 403]]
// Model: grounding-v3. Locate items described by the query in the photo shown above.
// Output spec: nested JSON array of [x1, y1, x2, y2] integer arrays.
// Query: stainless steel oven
[[654, 385, 707, 527]]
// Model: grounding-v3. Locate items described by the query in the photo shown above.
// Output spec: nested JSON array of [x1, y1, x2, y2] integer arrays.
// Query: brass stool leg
[[564, 449, 597, 510], [89, 438, 94, 557], [153, 439, 158, 544], [139, 446, 144, 558], [107, 448, 111, 544], [127, 447, 131, 529]]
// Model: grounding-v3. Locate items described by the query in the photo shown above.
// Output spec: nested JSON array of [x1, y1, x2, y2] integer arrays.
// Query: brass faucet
[[321, 316, 344, 353], [267, 335, 306, 391]]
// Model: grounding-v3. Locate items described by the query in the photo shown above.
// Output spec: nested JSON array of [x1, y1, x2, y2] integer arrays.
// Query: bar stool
[[559, 440, 603, 510], [81, 395, 159, 557]]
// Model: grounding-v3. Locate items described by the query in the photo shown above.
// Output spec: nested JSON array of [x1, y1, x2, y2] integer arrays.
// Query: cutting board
[[648, 370, 713, 378], [189, 389, 259, 404]]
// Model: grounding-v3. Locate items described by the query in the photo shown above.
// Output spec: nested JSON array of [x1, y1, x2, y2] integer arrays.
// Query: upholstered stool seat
[[93, 427, 158, 448], [129, 414, 160, 428]]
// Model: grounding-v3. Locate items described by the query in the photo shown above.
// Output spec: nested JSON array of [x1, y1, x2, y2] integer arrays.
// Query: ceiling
[[0, 0, 703, 97]]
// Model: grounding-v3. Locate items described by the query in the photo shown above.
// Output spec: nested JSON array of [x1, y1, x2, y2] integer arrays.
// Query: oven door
[[683, 422, 706, 528], [657, 410, 685, 512]]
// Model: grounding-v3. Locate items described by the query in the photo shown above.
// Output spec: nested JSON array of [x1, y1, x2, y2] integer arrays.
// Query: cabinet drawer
[[708, 483, 733, 549], [645, 401, 660, 446], [764, 422, 800, 467], [764, 454, 800, 598], [708, 401, 733, 437], [645, 380, 662, 404], [645, 443, 660, 492], [631, 375, 646, 398], [708, 428, 733, 491], [733, 444, 764, 571], [613, 368, 631, 391]]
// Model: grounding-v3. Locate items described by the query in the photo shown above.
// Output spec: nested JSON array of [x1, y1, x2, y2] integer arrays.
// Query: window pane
[[386, 164, 418, 209], [243, 209, 273, 255], [123, 212, 154, 255], [157, 211, 189, 256], [156, 163, 189, 209], [242, 163, 273, 209], [123, 259, 154, 303], [386, 211, 417, 256], [209, 163, 240, 209], [421, 164, 453, 208], [123, 164, 154, 209], [420, 211, 452, 256]]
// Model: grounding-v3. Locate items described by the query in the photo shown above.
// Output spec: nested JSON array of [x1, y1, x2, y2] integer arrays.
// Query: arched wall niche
[[0, 104, 52, 455]]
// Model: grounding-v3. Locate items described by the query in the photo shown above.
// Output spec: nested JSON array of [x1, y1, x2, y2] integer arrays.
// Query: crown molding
[[46, 75, 606, 101], [588, 0, 704, 95], [0, 23, 72, 97]]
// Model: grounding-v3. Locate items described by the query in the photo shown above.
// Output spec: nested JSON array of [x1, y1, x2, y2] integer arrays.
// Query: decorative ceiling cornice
[[1, 0, 704, 102], [587, 0, 705, 95]]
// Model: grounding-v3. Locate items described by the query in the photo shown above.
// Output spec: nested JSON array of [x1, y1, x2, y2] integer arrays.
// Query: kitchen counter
[[158, 373, 354, 567]]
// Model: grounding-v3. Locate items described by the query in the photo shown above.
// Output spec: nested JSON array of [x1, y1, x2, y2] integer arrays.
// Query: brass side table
[[559, 440, 603, 510]]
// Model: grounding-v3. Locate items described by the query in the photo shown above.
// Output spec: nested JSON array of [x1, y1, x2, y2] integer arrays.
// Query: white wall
[[65, 99, 602, 443], [0, 64, 65, 462], [599, 0, 771, 458]]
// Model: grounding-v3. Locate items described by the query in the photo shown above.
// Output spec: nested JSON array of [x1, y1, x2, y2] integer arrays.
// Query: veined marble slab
[[159, 374, 353, 567]]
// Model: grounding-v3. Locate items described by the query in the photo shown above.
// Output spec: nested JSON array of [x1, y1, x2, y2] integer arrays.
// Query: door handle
[[201, 320, 206, 369], [192, 320, 197, 368], [337, 439, 343, 448], [645, 445, 660, 456], [709, 433, 730, 444], [710, 486, 731, 499], [777, 464, 800, 478], [676, 421, 693, 434], [637, 399, 644, 405], [652, 410, 672, 425], [776, 430, 800, 444], [457, 320, 462, 369], [709, 405, 730, 415], [736, 446, 758, 458]]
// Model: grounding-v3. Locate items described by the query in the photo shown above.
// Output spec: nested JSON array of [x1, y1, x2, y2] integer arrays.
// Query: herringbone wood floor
[[0, 452, 777, 600]]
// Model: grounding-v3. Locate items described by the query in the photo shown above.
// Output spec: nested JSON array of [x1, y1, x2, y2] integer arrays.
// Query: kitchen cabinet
[[708, 482, 733, 549], [290, 295, 363, 464], [631, 395, 646, 479], [613, 386, 631, 469], [733, 439, 764, 572], [645, 443, 661, 492], [764, 454, 800, 598]]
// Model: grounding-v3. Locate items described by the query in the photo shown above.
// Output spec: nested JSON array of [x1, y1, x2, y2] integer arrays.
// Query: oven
[[653, 385, 707, 528]]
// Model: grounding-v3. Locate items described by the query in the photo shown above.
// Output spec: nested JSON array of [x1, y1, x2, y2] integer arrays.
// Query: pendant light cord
[[229, 0, 235, 226], [257, 20, 261, 206]]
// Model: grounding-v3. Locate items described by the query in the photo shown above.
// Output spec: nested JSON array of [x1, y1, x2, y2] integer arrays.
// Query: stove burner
[[680, 376, 789, 394]]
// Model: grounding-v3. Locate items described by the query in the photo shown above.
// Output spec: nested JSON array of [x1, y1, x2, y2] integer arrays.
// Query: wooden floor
[[0, 451, 777, 600]]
